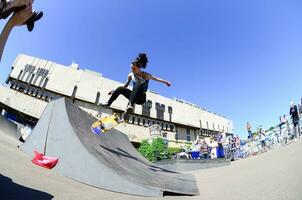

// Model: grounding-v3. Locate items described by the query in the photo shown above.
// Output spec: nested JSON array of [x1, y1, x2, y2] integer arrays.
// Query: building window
[[162, 132, 167, 138], [132, 116, 135, 124], [168, 106, 173, 121], [165, 124, 168, 130], [42, 69, 49, 77], [143, 119, 146, 126], [156, 102, 165, 120], [147, 120, 151, 126], [95, 92, 100, 105], [25, 64, 36, 73], [142, 100, 152, 117], [186, 128, 191, 141]]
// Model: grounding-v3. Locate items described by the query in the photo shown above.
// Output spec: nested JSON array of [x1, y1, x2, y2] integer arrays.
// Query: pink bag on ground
[[32, 151, 59, 169]]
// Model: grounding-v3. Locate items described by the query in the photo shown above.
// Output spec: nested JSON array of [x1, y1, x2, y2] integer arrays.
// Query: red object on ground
[[32, 151, 59, 169]]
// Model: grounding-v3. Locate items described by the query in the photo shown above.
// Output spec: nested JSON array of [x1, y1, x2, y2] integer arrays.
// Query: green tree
[[138, 138, 169, 162]]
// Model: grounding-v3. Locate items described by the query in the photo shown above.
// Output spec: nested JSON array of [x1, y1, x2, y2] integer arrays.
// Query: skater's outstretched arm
[[0, 6, 32, 62], [148, 74, 171, 87]]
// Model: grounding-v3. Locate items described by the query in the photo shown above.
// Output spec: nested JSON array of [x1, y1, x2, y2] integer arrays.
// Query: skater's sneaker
[[125, 104, 133, 114], [25, 10, 43, 32]]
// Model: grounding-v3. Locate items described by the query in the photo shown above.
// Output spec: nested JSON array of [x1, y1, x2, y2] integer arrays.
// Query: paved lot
[[1, 132, 302, 200]]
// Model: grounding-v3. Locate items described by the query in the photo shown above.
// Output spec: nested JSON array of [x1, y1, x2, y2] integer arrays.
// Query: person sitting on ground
[[176, 148, 189, 159], [0, 0, 43, 32], [101, 53, 171, 114], [0, 5, 32, 62]]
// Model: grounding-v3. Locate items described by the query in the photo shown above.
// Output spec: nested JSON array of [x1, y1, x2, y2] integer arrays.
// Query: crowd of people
[[175, 131, 242, 161], [242, 99, 302, 157], [247, 99, 302, 143], [174, 98, 302, 161]]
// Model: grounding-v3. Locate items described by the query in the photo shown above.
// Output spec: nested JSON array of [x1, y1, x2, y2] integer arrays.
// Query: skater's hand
[[9, 6, 33, 27], [166, 82, 172, 87]]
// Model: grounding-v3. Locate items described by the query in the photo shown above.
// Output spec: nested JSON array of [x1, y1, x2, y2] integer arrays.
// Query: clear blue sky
[[1, 0, 302, 138]]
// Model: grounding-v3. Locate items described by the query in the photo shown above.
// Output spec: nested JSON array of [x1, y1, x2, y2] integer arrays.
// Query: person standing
[[259, 125, 266, 151], [289, 101, 300, 140], [200, 140, 209, 159], [216, 130, 225, 158], [246, 122, 252, 139]]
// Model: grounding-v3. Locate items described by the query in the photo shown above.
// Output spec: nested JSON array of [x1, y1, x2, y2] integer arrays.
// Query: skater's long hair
[[132, 53, 148, 69]]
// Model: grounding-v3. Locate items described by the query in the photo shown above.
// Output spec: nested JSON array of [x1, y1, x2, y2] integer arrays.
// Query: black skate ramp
[[21, 98, 199, 197]]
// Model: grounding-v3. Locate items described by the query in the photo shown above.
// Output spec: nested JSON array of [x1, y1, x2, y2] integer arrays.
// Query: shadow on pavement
[[0, 174, 54, 200]]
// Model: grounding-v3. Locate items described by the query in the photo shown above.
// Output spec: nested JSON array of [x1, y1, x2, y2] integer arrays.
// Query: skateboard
[[91, 107, 133, 134], [91, 113, 121, 134]]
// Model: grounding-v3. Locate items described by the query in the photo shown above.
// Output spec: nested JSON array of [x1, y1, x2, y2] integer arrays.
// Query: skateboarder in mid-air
[[101, 53, 171, 114]]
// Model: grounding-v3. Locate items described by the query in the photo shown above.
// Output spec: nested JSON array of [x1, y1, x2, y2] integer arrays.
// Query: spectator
[[231, 136, 236, 151], [298, 103, 302, 115], [246, 122, 252, 139], [235, 135, 240, 150], [300, 98, 302, 113], [209, 138, 218, 158], [216, 130, 225, 158], [176, 149, 189, 159], [289, 101, 300, 140], [200, 140, 209, 159], [259, 125, 266, 151]]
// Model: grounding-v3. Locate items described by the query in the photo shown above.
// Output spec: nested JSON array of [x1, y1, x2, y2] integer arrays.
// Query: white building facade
[[0, 54, 234, 147]]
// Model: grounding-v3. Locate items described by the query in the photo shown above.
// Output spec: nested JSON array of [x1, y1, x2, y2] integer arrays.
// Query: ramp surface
[[21, 98, 199, 197]]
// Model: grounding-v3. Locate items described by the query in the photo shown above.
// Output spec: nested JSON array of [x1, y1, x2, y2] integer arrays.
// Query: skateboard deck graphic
[[91, 113, 121, 134]]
